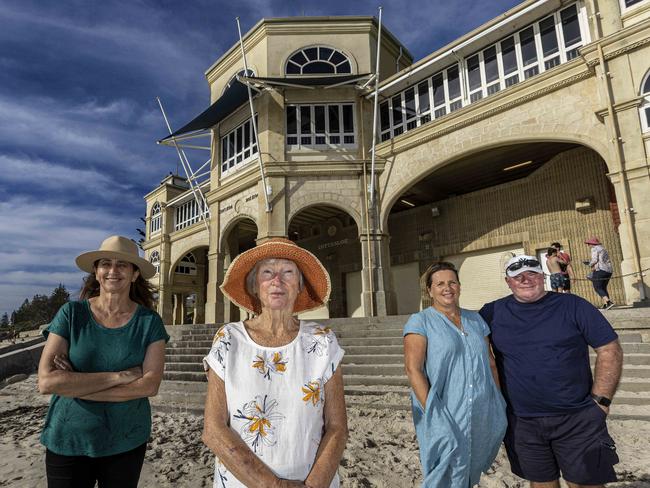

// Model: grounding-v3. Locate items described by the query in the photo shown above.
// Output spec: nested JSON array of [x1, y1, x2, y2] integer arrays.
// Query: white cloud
[[0, 195, 143, 315], [0, 95, 157, 171], [0, 154, 134, 194]]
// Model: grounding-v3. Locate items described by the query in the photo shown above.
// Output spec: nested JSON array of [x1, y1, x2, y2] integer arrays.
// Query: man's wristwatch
[[591, 394, 612, 407]]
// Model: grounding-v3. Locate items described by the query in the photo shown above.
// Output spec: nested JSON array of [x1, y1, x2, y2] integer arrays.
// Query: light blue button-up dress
[[403, 307, 507, 487]]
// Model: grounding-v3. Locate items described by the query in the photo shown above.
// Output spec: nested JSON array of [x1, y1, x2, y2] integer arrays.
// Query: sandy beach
[[1, 375, 649, 487]]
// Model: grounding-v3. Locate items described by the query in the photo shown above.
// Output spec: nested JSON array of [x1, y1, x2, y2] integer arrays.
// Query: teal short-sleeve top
[[40, 300, 170, 457]]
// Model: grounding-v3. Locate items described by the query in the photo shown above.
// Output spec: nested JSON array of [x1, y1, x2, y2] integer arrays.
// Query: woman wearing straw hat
[[585, 236, 615, 309], [403, 261, 506, 487], [38, 235, 169, 487], [202, 238, 348, 488]]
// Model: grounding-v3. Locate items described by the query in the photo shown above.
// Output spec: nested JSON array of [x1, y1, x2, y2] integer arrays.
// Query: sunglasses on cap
[[506, 258, 541, 273]]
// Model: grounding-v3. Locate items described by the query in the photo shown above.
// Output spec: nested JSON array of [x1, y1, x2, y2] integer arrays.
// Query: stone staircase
[[154, 308, 650, 419]]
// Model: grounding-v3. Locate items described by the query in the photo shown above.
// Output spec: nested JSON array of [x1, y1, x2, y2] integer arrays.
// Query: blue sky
[[0, 0, 520, 318]]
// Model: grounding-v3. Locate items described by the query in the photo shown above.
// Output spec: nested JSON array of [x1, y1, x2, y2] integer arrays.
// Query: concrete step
[[609, 320, 650, 329], [338, 337, 403, 346], [339, 345, 404, 355], [158, 380, 206, 393], [170, 340, 215, 348], [166, 348, 209, 356], [343, 374, 411, 387], [177, 334, 217, 342], [341, 364, 404, 376], [166, 354, 205, 363], [590, 354, 650, 366], [621, 343, 650, 353], [319, 316, 412, 329], [335, 328, 404, 338], [343, 354, 404, 365], [619, 333, 644, 342], [166, 362, 205, 372], [163, 371, 207, 382], [619, 366, 650, 378], [344, 385, 410, 396], [164, 355, 650, 372]]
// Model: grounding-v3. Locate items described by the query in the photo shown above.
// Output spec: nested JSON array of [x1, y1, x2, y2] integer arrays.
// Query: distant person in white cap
[[479, 255, 623, 488], [38, 235, 169, 487]]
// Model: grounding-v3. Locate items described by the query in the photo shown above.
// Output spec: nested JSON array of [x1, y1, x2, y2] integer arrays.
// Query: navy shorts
[[504, 403, 618, 484], [550, 273, 565, 290]]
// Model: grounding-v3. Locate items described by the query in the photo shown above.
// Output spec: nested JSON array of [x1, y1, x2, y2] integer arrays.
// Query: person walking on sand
[[479, 255, 623, 488]]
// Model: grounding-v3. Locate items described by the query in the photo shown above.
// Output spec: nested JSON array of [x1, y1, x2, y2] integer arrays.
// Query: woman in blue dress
[[403, 261, 506, 487]]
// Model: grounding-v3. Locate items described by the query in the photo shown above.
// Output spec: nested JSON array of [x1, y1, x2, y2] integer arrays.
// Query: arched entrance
[[169, 247, 209, 325], [386, 143, 624, 310], [289, 205, 361, 318], [222, 217, 258, 321]]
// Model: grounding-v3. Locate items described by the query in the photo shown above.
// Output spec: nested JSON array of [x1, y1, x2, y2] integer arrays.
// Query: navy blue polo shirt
[[479, 292, 617, 417]]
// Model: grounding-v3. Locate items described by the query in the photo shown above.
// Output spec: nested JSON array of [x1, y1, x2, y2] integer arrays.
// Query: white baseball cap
[[505, 255, 543, 277]]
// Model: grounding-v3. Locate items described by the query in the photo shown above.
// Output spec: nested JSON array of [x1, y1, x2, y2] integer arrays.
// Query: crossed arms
[[38, 332, 165, 401]]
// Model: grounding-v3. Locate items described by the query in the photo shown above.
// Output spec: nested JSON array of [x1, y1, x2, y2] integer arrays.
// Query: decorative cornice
[[265, 160, 379, 177], [607, 164, 650, 182], [207, 166, 260, 203], [206, 26, 268, 83], [604, 36, 650, 61], [378, 63, 594, 157], [595, 96, 644, 119], [581, 18, 650, 65], [169, 223, 208, 244]]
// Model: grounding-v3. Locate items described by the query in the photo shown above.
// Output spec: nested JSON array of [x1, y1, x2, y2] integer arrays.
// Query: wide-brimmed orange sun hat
[[220, 238, 331, 315]]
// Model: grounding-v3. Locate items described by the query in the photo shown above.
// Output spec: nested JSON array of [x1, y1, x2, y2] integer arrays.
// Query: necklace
[[435, 307, 468, 336]]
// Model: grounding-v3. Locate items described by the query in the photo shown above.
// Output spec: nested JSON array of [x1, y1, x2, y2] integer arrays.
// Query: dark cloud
[[0, 0, 520, 316]]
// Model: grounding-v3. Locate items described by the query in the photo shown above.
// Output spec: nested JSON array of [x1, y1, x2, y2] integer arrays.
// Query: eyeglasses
[[506, 258, 541, 273]]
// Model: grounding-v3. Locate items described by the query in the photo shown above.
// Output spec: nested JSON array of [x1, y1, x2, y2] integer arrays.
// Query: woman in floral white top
[[202, 238, 348, 488]]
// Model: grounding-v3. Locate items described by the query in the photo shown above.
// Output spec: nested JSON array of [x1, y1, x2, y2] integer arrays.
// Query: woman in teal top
[[38, 236, 169, 488], [403, 262, 506, 487]]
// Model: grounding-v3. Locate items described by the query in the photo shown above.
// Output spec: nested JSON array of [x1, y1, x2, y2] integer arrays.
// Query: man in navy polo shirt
[[479, 255, 623, 488]]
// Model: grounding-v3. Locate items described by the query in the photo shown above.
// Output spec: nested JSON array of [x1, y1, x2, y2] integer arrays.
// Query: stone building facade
[[143, 0, 650, 324]]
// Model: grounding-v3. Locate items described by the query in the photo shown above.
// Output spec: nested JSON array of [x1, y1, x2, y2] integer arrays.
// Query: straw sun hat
[[75, 235, 156, 279], [221, 238, 331, 315], [585, 236, 602, 245]]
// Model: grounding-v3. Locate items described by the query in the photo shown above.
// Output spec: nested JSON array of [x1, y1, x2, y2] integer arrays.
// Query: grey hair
[[245, 258, 305, 297]]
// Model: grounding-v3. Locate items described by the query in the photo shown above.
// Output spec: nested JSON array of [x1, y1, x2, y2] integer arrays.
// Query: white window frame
[[149, 250, 160, 274], [640, 70, 650, 133], [175, 252, 197, 275], [150, 202, 161, 236], [377, 2, 588, 144], [221, 116, 258, 177], [286, 103, 356, 149], [174, 198, 209, 231], [619, 0, 648, 13], [285, 46, 352, 75]]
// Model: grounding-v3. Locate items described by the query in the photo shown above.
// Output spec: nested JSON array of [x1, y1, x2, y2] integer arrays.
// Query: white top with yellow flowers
[[203, 320, 345, 488]]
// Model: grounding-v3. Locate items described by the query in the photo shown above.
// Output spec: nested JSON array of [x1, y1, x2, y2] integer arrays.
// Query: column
[[359, 231, 397, 316]]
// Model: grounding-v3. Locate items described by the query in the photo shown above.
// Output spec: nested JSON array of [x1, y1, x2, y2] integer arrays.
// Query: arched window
[[150, 202, 162, 235], [640, 70, 650, 133], [175, 252, 197, 275], [222, 69, 255, 95], [285, 46, 351, 75], [149, 250, 160, 274]]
